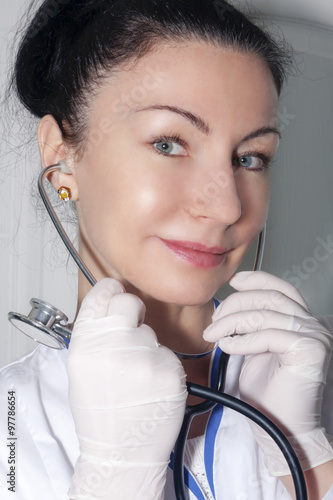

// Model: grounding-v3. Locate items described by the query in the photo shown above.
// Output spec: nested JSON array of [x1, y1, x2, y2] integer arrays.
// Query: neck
[[138, 290, 215, 355], [77, 268, 215, 355]]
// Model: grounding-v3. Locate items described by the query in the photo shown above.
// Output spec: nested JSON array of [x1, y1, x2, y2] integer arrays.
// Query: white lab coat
[[0, 316, 333, 500]]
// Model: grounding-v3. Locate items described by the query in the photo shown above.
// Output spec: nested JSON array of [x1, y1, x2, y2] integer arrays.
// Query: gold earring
[[58, 186, 72, 201]]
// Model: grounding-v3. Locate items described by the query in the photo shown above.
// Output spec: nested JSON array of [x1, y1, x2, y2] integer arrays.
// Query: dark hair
[[12, 0, 292, 154]]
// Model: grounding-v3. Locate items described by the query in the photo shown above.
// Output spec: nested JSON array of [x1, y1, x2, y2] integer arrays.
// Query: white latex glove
[[203, 271, 333, 476], [67, 278, 187, 499]]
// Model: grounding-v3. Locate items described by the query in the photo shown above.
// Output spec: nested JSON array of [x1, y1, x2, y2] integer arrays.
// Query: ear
[[37, 115, 79, 201]]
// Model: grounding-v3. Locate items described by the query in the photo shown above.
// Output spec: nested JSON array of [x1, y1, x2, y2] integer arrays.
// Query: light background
[[1, 0, 333, 368]]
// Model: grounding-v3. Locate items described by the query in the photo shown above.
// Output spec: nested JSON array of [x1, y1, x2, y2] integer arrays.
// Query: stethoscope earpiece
[[8, 298, 72, 350]]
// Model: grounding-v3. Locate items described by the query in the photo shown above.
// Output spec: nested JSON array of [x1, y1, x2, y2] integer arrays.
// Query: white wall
[[0, 0, 78, 368], [262, 21, 333, 315], [1, 2, 332, 368]]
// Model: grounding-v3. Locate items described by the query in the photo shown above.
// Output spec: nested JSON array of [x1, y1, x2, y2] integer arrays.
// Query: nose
[[188, 166, 242, 226]]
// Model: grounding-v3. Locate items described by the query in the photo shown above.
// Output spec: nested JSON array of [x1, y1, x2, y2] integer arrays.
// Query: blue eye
[[154, 141, 180, 155], [151, 135, 187, 157], [239, 156, 260, 168], [236, 153, 270, 171]]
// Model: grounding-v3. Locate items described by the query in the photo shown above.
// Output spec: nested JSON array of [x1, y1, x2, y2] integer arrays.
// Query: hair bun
[[14, 0, 90, 118]]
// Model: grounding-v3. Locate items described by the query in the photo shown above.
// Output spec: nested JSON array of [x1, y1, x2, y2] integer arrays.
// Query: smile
[[160, 239, 228, 268]]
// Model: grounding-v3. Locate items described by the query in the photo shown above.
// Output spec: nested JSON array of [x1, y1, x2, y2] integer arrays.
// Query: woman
[[1, 0, 333, 498]]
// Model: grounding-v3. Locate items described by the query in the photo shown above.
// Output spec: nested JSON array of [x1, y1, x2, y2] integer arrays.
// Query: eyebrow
[[133, 104, 281, 141], [240, 126, 281, 143], [133, 104, 211, 135]]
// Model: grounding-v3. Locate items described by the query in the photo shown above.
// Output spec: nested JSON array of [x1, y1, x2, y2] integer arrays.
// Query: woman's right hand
[[67, 278, 187, 500]]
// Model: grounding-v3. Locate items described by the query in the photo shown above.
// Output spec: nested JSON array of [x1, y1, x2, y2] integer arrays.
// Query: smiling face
[[69, 42, 280, 305]]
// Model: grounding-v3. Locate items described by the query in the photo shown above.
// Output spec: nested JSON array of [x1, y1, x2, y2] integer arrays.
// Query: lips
[[160, 239, 228, 268]]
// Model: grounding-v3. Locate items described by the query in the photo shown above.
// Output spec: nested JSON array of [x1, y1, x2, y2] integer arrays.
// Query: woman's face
[[72, 42, 280, 305]]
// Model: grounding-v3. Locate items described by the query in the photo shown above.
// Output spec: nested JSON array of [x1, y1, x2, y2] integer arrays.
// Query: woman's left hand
[[203, 271, 333, 475]]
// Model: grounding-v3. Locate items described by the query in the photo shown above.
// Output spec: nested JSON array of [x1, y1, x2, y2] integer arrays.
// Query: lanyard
[[169, 346, 224, 499]]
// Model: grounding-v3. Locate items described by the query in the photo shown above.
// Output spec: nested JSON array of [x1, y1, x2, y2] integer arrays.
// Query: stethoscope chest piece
[[8, 298, 72, 349]]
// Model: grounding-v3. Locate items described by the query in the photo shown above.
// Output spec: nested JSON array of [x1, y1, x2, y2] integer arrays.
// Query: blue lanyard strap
[[169, 451, 207, 500], [170, 345, 226, 499], [204, 401, 224, 498], [170, 298, 225, 499]]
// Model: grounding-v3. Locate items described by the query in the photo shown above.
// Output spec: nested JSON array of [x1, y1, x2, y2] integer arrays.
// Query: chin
[[115, 254, 238, 306], [127, 275, 222, 307]]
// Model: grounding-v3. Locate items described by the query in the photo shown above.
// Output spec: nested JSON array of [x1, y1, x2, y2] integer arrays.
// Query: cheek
[[238, 173, 270, 222], [75, 162, 178, 251]]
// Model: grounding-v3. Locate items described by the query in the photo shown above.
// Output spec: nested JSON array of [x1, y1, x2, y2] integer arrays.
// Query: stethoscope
[[8, 163, 308, 500]]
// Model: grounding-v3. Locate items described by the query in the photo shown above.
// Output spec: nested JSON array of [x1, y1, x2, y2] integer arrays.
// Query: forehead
[[91, 41, 279, 132]]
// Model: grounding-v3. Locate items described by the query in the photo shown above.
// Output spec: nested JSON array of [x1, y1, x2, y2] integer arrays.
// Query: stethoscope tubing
[[177, 383, 307, 500], [11, 164, 306, 499], [173, 350, 307, 500], [38, 165, 97, 287], [173, 351, 230, 499], [172, 221, 306, 500]]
